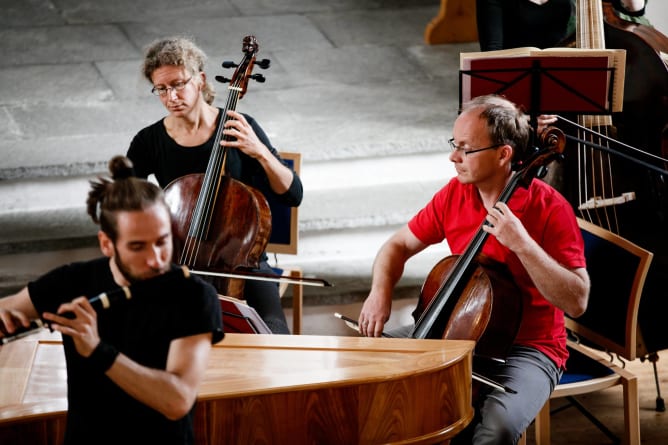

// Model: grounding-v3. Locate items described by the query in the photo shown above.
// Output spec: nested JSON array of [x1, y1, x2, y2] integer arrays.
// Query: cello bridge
[[578, 192, 636, 210]]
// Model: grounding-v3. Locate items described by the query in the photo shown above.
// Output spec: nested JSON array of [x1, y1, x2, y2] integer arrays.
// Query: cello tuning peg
[[256, 59, 270, 69], [215, 75, 231, 84], [250, 74, 266, 83], [222, 61, 238, 69]]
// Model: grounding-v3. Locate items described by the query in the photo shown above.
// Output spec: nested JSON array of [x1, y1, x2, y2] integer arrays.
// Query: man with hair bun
[[0, 156, 223, 445]]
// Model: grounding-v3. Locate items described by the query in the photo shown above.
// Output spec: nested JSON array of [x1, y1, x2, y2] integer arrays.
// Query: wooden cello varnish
[[164, 36, 272, 300]]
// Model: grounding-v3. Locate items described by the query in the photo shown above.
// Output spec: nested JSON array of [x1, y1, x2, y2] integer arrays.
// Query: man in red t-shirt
[[359, 94, 590, 444]]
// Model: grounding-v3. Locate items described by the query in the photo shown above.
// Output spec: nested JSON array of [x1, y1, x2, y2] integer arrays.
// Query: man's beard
[[113, 246, 167, 284]]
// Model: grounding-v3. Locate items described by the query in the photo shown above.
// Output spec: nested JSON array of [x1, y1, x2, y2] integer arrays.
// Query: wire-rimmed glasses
[[447, 138, 503, 155], [151, 77, 192, 97]]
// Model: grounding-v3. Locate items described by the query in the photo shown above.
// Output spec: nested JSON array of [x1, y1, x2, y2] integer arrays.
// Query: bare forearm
[[360, 226, 426, 335], [360, 241, 410, 336], [104, 335, 212, 420], [515, 237, 589, 317], [370, 247, 407, 298], [106, 354, 199, 420], [257, 150, 294, 194]]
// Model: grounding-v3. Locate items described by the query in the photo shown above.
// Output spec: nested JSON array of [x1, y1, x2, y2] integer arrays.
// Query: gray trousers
[[388, 326, 562, 445]]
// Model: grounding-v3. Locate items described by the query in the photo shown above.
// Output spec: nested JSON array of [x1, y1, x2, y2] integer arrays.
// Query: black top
[[127, 110, 302, 207], [28, 258, 223, 445], [476, 0, 575, 51]]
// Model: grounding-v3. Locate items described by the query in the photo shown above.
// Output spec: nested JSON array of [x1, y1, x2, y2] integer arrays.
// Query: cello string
[[575, 0, 619, 234], [163, 38, 274, 302], [182, 53, 251, 267], [181, 72, 243, 266], [559, 115, 668, 164], [600, 116, 620, 233]]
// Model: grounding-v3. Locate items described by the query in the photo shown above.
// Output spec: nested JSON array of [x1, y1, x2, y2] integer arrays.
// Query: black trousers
[[244, 259, 291, 334]]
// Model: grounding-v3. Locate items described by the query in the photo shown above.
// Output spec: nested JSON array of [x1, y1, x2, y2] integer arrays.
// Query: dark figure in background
[[0, 156, 224, 445], [127, 36, 303, 334], [476, 0, 647, 51], [358, 95, 590, 444], [476, 0, 575, 51]]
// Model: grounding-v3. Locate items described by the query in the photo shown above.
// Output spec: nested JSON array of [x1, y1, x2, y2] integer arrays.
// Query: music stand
[[459, 49, 624, 137]]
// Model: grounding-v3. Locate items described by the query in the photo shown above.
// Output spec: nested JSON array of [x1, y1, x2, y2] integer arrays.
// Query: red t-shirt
[[408, 177, 585, 368]]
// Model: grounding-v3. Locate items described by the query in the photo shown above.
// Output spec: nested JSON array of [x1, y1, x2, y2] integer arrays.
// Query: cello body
[[414, 254, 522, 360], [165, 173, 271, 298]]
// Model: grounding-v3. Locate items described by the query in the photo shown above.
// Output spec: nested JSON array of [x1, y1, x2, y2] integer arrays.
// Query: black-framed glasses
[[448, 138, 503, 155], [151, 77, 192, 96]]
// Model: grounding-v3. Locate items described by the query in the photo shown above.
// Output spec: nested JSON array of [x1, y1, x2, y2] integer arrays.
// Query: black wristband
[[87, 342, 119, 374]]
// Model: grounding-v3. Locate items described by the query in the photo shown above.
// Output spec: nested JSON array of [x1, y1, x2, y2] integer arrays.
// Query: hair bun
[[109, 155, 136, 180]]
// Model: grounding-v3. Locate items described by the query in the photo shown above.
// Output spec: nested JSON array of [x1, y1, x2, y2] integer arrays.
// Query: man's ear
[[498, 144, 513, 165], [98, 231, 114, 258]]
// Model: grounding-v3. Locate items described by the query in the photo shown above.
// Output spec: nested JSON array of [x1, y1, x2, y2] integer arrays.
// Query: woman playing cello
[[127, 36, 302, 334], [358, 95, 590, 444]]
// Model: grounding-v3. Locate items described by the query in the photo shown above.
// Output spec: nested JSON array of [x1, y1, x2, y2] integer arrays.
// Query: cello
[[164, 36, 272, 300], [411, 127, 566, 361], [552, 0, 668, 360]]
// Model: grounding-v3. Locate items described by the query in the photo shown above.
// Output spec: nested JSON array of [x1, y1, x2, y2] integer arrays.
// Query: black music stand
[[459, 51, 621, 141]]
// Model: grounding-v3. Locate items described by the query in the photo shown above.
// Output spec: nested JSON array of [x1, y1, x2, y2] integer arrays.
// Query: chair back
[[565, 218, 653, 361], [265, 152, 300, 255]]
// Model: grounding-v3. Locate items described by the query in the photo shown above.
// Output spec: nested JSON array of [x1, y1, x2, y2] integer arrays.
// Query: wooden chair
[[265, 151, 303, 334], [520, 218, 653, 445]]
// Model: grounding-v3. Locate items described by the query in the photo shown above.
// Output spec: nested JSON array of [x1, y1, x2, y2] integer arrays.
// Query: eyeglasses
[[151, 77, 192, 96], [447, 138, 503, 155]]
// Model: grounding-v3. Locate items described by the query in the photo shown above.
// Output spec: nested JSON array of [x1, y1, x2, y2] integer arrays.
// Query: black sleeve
[[178, 276, 224, 344], [126, 127, 157, 180], [281, 171, 303, 207]]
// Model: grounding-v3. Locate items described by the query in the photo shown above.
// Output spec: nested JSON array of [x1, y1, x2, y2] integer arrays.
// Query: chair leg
[[622, 374, 640, 445], [288, 268, 303, 335], [535, 399, 551, 445]]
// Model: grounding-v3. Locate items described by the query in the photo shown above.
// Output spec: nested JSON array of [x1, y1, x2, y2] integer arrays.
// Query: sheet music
[[460, 47, 626, 113]]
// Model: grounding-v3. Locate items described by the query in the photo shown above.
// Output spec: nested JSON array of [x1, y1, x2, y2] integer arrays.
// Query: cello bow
[[191, 268, 332, 287], [333, 313, 517, 393]]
